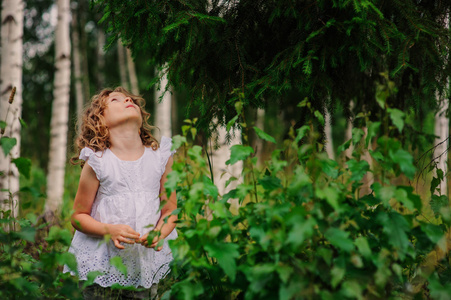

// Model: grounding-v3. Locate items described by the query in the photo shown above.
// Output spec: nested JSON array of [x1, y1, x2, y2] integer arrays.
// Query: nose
[[125, 97, 132, 103]]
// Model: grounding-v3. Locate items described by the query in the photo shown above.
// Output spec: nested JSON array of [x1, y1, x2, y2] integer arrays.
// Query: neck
[[108, 126, 144, 158]]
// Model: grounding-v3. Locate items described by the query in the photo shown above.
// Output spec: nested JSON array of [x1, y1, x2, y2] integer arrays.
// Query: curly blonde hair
[[70, 87, 158, 166]]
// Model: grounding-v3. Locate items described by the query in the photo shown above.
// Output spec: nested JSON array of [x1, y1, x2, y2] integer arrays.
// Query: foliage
[[0, 213, 81, 299], [0, 100, 81, 298], [95, 0, 451, 134], [161, 92, 451, 299]]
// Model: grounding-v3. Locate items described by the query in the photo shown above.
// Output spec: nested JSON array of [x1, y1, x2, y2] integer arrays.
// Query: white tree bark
[[324, 108, 335, 160], [96, 27, 106, 89], [126, 48, 139, 95], [71, 7, 84, 132], [434, 97, 449, 196], [154, 69, 172, 140], [44, 0, 71, 219], [344, 101, 354, 160], [117, 40, 128, 89], [210, 120, 243, 213], [254, 107, 265, 167], [0, 0, 24, 219], [433, 15, 450, 196]]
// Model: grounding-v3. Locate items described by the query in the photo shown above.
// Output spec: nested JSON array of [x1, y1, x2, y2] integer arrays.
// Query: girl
[[63, 87, 177, 299]]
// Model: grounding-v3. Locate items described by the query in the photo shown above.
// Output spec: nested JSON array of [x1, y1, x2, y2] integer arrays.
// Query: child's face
[[103, 92, 143, 129]]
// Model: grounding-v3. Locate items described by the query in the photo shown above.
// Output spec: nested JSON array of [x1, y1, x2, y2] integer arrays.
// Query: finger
[[155, 246, 163, 251], [125, 232, 141, 239], [114, 239, 125, 249], [121, 237, 135, 244]]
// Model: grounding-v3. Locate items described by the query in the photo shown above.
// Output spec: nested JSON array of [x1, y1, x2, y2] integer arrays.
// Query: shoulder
[[79, 147, 104, 161], [79, 147, 105, 180], [158, 137, 176, 172]]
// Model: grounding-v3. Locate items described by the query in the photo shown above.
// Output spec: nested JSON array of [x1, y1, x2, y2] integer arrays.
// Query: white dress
[[63, 137, 178, 288]]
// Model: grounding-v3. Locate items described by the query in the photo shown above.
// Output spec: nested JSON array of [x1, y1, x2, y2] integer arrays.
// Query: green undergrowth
[[1, 87, 451, 299], [162, 94, 451, 299]]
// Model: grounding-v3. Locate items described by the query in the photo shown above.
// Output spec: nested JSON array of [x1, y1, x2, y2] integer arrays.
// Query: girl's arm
[[140, 156, 177, 250], [71, 162, 141, 249]]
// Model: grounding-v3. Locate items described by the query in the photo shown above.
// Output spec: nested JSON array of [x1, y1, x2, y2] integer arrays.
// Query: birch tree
[[0, 0, 25, 219], [117, 41, 128, 89], [44, 0, 71, 221], [126, 48, 139, 95], [71, 4, 84, 131], [324, 108, 335, 160], [433, 15, 450, 196], [210, 122, 242, 213], [154, 69, 172, 140]]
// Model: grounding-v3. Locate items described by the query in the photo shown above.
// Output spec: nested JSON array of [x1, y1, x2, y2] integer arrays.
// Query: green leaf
[[376, 212, 410, 259], [324, 228, 354, 252], [387, 108, 405, 133], [347, 159, 370, 182], [110, 256, 128, 276], [57, 252, 78, 271], [341, 280, 363, 300], [287, 217, 316, 247], [258, 176, 282, 190], [204, 242, 239, 281], [253, 126, 276, 143], [173, 280, 204, 300], [171, 135, 186, 151], [202, 175, 218, 198], [12, 157, 32, 179], [372, 182, 395, 207], [82, 271, 104, 288], [19, 118, 28, 128], [15, 226, 36, 242], [226, 115, 239, 132], [431, 194, 448, 218], [354, 237, 372, 259], [331, 266, 345, 288], [46, 226, 73, 246], [389, 148, 415, 179], [0, 120, 6, 129], [316, 187, 340, 212], [365, 121, 381, 147], [314, 110, 325, 126], [420, 223, 444, 244], [187, 145, 206, 166], [0, 137, 17, 156], [394, 188, 414, 211], [226, 145, 254, 165], [295, 125, 310, 143], [351, 128, 365, 145]]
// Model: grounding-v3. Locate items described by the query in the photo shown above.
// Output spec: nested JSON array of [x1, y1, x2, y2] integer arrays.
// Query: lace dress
[[63, 137, 178, 288]]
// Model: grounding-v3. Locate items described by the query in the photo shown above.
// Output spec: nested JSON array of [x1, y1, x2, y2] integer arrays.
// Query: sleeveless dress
[[63, 137, 178, 288]]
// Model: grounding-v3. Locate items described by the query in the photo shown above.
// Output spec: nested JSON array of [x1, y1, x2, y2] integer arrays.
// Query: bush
[[164, 96, 451, 299]]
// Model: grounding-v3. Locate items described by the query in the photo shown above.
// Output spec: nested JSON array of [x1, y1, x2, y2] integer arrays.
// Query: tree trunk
[[126, 48, 139, 95], [434, 97, 449, 196], [344, 101, 354, 160], [210, 120, 242, 214], [254, 107, 265, 167], [44, 0, 71, 222], [154, 68, 172, 140], [324, 108, 335, 160], [433, 15, 450, 196], [117, 41, 128, 89], [96, 27, 106, 89], [0, 0, 24, 221], [71, 6, 84, 132]]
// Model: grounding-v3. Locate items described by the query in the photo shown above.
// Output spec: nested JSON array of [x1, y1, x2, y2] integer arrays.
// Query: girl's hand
[[107, 224, 141, 249], [139, 231, 164, 251]]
